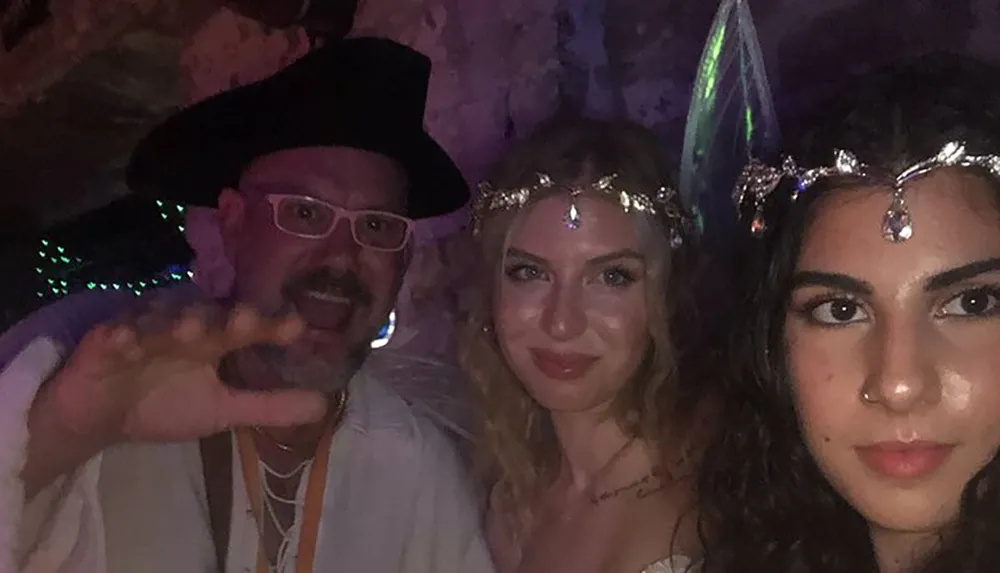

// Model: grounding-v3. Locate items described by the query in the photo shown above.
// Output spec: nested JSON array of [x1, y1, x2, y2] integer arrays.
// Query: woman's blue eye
[[504, 264, 542, 282], [601, 267, 637, 288]]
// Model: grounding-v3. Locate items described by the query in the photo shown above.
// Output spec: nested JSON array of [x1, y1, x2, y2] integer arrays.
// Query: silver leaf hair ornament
[[732, 141, 1000, 242], [471, 172, 696, 249], [679, 0, 780, 237]]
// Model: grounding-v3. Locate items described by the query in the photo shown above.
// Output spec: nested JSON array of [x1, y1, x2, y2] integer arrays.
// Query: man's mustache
[[283, 268, 372, 306]]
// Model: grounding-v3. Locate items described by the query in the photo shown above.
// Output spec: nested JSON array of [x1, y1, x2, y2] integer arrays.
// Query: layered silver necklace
[[250, 389, 348, 572]]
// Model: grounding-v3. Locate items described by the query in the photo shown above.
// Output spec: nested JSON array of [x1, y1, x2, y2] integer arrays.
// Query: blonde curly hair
[[459, 115, 702, 525]]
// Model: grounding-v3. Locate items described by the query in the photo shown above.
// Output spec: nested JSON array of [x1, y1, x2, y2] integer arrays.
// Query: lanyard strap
[[201, 432, 234, 573], [236, 424, 335, 573]]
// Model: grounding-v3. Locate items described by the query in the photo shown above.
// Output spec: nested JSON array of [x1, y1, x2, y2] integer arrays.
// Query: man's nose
[[310, 216, 361, 265]]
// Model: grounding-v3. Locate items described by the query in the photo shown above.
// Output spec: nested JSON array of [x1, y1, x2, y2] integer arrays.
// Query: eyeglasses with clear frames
[[264, 194, 414, 252]]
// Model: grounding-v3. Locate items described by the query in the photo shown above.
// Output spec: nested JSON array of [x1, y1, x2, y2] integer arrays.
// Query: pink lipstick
[[529, 348, 598, 380], [855, 441, 954, 479]]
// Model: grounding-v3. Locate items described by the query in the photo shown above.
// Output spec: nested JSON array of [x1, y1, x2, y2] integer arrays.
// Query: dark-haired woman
[[700, 54, 1000, 573]]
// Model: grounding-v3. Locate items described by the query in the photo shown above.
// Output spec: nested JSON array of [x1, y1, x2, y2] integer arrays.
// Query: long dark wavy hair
[[697, 53, 1000, 573]]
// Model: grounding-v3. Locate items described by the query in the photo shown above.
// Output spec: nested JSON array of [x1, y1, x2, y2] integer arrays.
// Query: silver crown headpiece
[[472, 173, 698, 249], [733, 141, 1000, 242]]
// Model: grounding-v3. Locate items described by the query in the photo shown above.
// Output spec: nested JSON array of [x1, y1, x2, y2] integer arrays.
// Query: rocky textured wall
[[0, 0, 212, 118], [174, 0, 1000, 356], [178, 0, 1000, 186], [6, 0, 997, 351]]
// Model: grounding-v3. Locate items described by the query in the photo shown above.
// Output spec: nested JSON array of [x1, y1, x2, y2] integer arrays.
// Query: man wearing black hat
[[0, 38, 493, 573]]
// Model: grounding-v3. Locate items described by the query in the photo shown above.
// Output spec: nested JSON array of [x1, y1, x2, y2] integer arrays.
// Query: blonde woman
[[461, 116, 709, 573]]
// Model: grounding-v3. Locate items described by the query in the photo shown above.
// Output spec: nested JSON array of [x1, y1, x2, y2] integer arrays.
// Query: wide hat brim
[[126, 38, 468, 220]]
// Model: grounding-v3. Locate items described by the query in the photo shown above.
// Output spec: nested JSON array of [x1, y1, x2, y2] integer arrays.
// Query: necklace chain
[[246, 388, 348, 571], [252, 389, 348, 452], [256, 457, 311, 570], [585, 438, 664, 505]]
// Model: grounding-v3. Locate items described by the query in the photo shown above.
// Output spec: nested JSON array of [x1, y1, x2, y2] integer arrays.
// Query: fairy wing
[[365, 350, 477, 444], [678, 0, 780, 237]]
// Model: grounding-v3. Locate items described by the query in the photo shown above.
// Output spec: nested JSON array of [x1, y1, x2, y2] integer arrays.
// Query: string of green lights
[[33, 198, 193, 300]]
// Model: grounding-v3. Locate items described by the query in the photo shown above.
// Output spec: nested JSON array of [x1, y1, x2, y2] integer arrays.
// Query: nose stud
[[861, 388, 878, 404]]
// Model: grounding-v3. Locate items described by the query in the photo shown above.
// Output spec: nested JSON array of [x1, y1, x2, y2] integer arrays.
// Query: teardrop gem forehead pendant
[[882, 188, 913, 243], [564, 190, 582, 230]]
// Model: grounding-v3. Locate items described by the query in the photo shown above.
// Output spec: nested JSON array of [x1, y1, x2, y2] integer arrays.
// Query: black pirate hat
[[126, 37, 467, 219]]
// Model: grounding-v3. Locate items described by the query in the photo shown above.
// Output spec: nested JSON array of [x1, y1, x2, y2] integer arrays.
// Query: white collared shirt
[[0, 293, 493, 573]]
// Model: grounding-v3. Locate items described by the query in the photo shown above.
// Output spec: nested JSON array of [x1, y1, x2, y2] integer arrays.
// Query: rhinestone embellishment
[[472, 172, 695, 248], [881, 195, 913, 243], [732, 141, 1000, 244], [565, 202, 582, 230]]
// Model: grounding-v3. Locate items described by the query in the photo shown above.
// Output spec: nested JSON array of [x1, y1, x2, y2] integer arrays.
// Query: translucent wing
[[678, 0, 779, 236], [364, 350, 476, 444]]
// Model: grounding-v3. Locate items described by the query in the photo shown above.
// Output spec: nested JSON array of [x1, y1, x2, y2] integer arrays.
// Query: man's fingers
[[172, 309, 209, 343], [81, 324, 139, 360], [223, 305, 266, 347], [92, 303, 303, 363], [217, 388, 329, 429], [271, 314, 306, 345], [65, 324, 142, 383], [214, 307, 303, 352], [108, 325, 145, 362]]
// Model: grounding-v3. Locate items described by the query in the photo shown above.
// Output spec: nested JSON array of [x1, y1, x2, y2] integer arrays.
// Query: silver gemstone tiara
[[472, 172, 698, 249], [732, 141, 1000, 242]]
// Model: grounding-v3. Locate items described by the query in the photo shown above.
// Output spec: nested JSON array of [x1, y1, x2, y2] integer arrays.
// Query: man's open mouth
[[292, 289, 357, 330]]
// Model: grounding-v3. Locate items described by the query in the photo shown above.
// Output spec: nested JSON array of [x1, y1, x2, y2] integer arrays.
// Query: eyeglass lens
[[274, 195, 409, 250]]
